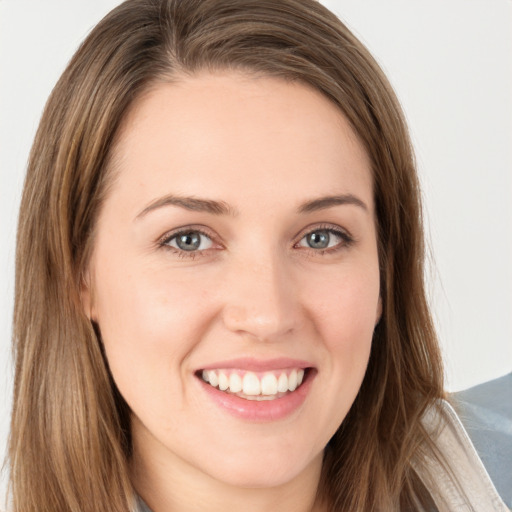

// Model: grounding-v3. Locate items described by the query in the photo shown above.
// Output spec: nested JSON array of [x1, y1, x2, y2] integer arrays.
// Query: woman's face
[[84, 72, 381, 489]]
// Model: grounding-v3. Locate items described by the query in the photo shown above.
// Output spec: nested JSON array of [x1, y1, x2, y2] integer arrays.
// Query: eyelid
[[294, 223, 354, 252], [157, 225, 223, 252], [294, 222, 352, 241]]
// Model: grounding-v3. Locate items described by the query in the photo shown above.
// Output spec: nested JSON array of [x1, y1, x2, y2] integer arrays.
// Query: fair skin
[[83, 72, 381, 512]]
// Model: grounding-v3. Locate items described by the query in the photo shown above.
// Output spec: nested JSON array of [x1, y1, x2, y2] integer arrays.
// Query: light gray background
[[1, 0, 511, 503]]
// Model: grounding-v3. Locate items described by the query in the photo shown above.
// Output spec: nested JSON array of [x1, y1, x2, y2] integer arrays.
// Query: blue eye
[[298, 229, 346, 250], [165, 231, 213, 252]]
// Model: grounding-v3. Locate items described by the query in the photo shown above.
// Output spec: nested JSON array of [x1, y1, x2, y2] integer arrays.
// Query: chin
[[208, 464, 306, 489], [199, 444, 323, 489]]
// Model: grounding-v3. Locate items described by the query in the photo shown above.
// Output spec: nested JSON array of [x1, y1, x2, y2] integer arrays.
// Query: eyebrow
[[136, 194, 237, 220], [135, 192, 368, 220], [298, 194, 368, 213]]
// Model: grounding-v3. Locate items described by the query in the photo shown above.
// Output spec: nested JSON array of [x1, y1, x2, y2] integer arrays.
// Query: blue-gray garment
[[451, 372, 512, 509], [136, 496, 152, 512]]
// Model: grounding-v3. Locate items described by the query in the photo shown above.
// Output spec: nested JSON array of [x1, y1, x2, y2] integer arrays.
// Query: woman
[[8, 0, 507, 511]]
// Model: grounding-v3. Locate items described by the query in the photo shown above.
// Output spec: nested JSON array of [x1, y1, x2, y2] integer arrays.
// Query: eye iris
[[176, 232, 201, 251], [307, 230, 330, 249]]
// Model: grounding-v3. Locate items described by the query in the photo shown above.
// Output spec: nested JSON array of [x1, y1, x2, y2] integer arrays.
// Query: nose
[[221, 253, 301, 342]]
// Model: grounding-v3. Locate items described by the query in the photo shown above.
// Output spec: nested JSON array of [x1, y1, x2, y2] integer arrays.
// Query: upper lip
[[198, 357, 314, 372]]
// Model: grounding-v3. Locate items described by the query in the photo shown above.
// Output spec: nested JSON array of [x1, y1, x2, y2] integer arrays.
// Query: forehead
[[107, 72, 373, 214]]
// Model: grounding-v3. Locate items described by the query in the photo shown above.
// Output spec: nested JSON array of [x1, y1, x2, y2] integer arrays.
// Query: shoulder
[[450, 373, 512, 509], [418, 395, 510, 511]]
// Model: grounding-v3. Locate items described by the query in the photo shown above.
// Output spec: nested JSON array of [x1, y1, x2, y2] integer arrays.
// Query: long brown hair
[[9, 1, 444, 510]]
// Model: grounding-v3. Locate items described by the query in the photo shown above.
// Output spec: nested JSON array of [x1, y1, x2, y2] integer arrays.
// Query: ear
[[80, 268, 96, 321], [375, 296, 382, 327]]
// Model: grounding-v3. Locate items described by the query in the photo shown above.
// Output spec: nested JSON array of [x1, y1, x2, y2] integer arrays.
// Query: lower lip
[[197, 370, 315, 422]]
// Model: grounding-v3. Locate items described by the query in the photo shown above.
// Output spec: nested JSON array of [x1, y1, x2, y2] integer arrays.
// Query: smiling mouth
[[196, 368, 310, 401]]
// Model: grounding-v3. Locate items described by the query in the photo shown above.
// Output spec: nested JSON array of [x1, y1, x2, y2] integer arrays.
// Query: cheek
[[306, 266, 379, 365], [294, 265, 379, 442], [95, 258, 210, 340], [91, 259, 216, 402]]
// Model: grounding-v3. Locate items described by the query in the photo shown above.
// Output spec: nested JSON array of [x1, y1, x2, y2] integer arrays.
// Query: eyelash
[[158, 224, 354, 259], [158, 226, 218, 260], [296, 224, 354, 256]]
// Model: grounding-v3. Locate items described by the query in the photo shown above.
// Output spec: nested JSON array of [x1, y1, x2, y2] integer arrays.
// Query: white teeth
[[229, 373, 243, 393], [208, 370, 218, 388], [243, 394, 279, 401], [277, 373, 288, 393], [200, 368, 308, 397], [261, 373, 278, 395], [288, 369, 298, 391], [218, 371, 229, 391], [242, 372, 261, 396]]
